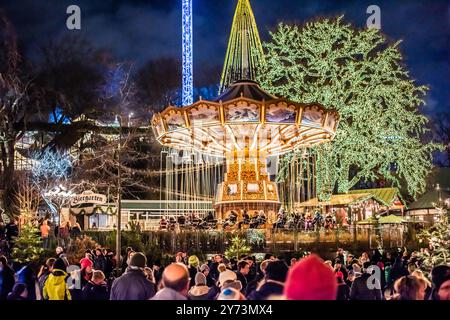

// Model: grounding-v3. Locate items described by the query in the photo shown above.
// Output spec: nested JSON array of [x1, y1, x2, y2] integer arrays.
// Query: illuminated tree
[[417, 206, 450, 274], [11, 177, 43, 263], [12, 219, 43, 263], [31, 149, 74, 221], [31, 148, 72, 181], [225, 235, 251, 261], [258, 17, 441, 199]]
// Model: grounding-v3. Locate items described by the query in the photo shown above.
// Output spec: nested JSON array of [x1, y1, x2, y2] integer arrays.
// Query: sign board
[[70, 190, 107, 206]]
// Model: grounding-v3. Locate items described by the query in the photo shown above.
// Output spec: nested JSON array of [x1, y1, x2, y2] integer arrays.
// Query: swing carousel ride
[[151, 0, 340, 225]]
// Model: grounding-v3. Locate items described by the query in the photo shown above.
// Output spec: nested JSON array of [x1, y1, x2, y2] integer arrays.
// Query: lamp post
[[115, 114, 123, 275]]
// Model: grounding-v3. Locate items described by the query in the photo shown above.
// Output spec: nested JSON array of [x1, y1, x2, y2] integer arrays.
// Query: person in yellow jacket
[[43, 258, 71, 300]]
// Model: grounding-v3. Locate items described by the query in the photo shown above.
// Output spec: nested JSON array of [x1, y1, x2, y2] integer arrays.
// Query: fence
[[81, 224, 405, 256]]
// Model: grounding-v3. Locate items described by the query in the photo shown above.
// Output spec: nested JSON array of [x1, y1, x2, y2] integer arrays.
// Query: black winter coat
[[188, 266, 198, 288], [246, 281, 284, 300], [209, 262, 219, 281], [94, 256, 107, 272], [336, 283, 350, 300], [0, 266, 15, 300], [82, 281, 109, 300], [350, 273, 383, 300], [246, 274, 264, 297], [110, 268, 155, 300], [236, 272, 248, 294]]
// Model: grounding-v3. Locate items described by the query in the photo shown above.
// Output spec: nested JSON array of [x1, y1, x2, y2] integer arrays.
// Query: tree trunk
[[337, 166, 350, 194], [1, 136, 17, 216]]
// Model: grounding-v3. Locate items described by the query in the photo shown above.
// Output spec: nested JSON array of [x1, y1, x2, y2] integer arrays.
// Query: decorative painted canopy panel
[[151, 81, 340, 157]]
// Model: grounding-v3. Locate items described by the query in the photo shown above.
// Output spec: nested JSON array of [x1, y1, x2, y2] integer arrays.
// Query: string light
[[259, 16, 442, 199], [31, 149, 72, 181], [182, 0, 193, 106]]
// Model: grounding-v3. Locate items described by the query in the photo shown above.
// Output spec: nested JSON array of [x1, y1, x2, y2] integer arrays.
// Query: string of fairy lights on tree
[[219, 0, 265, 93], [258, 16, 442, 200]]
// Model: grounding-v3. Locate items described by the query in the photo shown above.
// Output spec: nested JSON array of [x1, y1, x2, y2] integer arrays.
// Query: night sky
[[1, 0, 448, 115]]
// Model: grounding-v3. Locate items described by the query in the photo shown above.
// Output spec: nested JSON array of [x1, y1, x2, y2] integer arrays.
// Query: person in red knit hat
[[284, 254, 337, 300], [69, 257, 94, 300]]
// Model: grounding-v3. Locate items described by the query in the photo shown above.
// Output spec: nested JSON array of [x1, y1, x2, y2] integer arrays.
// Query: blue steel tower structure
[[182, 0, 193, 106]]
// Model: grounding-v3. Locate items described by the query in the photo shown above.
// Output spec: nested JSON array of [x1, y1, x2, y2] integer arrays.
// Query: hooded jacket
[[15, 265, 36, 300], [43, 269, 71, 300], [0, 265, 16, 300], [349, 273, 383, 300]]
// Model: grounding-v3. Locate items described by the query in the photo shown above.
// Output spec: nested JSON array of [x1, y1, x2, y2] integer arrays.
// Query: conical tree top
[[219, 0, 265, 93]]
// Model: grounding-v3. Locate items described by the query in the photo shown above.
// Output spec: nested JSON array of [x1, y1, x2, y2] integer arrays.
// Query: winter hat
[[431, 265, 450, 290], [284, 254, 337, 300], [218, 263, 227, 273], [335, 271, 344, 279], [195, 272, 207, 286], [265, 260, 289, 282], [129, 252, 147, 269], [200, 264, 209, 272], [218, 287, 244, 300], [80, 258, 93, 270], [362, 261, 371, 271], [53, 258, 67, 271], [219, 270, 237, 286], [7, 283, 27, 300], [188, 255, 200, 268], [92, 270, 105, 282], [222, 280, 242, 291]]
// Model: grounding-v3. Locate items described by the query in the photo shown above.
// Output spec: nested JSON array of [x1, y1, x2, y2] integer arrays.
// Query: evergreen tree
[[258, 16, 441, 199], [11, 178, 44, 263], [225, 235, 251, 261], [12, 218, 43, 264], [417, 206, 450, 274]]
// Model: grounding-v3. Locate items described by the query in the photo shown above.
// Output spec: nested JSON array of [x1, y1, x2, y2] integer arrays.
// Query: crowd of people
[[0, 218, 83, 257], [159, 212, 218, 231], [157, 208, 350, 233], [0, 245, 449, 301]]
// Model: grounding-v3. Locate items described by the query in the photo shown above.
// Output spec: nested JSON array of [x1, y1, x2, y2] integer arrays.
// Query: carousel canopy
[[215, 80, 276, 102], [151, 80, 339, 157]]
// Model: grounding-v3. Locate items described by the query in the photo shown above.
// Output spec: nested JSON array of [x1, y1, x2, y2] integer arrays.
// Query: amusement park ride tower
[[152, 0, 340, 221]]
